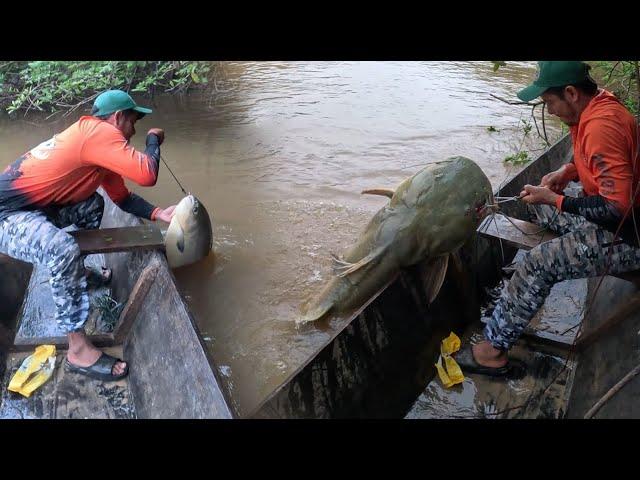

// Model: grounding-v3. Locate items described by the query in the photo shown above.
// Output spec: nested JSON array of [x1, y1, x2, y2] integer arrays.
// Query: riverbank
[[0, 61, 223, 118]]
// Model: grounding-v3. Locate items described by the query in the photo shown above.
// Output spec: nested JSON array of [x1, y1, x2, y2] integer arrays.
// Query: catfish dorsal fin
[[420, 255, 449, 304], [361, 188, 395, 199]]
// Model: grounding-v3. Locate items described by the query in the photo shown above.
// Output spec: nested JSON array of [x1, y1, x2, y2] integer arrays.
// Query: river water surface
[[0, 61, 562, 415]]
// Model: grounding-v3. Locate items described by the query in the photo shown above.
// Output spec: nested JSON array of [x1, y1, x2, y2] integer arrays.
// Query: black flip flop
[[454, 345, 527, 380], [85, 265, 112, 288], [64, 353, 129, 382]]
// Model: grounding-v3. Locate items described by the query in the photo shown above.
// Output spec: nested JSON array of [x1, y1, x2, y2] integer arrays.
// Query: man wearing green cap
[[459, 61, 640, 378], [0, 89, 177, 381]]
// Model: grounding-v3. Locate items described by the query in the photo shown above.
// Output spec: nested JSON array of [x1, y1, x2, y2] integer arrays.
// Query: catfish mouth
[[474, 194, 495, 219]]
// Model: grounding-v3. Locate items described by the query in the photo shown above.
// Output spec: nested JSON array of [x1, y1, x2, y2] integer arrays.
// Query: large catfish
[[298, 156, 493, 324]]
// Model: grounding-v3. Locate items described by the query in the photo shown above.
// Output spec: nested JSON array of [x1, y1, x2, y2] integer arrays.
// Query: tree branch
[[584, 363, 640, 419], [604, 61, 621, 84], [625, 70, 634, 101], [490, 93, 543, 106], [62, 92, 101, 118], [531, 103, 544, 140], [126, 65, 139, 93]]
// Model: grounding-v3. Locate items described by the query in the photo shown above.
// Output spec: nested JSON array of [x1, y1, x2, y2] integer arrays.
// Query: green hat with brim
[[92, 89, 153, 117], [517, 61, 594, 102]]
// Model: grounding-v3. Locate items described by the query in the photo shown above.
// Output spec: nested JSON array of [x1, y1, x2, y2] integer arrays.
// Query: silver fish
[[164, 194, 213, 268]]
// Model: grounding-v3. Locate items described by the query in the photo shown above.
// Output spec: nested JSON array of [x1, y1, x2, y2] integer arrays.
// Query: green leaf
[[491, 61, 506, 72], [504, 151, 530, 165]]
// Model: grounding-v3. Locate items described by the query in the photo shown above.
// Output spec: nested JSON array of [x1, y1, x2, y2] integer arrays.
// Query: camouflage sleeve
[[561, 194, 623, 228], [144, 133, 161, 168], [118, 192, 160, 221]]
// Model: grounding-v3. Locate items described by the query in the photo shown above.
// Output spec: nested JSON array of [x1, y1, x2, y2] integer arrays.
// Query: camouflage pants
[[484, 204, 640, 350], [0, 193, 104, 333]]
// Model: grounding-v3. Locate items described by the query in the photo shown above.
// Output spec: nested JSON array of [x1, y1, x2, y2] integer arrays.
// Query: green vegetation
[[591, 61, 640, 116], [487, 125, 499, 132], [491, 61, 506, 72], [0, 61, 217, 117], [504, 151, 530, 165], [93, 294, 124, 333], [503, 119, 535, 165]]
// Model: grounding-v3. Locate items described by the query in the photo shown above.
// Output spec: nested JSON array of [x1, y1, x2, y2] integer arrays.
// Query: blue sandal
[[65, 353, 129, 382]]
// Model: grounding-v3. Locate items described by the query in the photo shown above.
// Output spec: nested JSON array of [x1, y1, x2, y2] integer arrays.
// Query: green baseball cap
[[517, 61, 595, 102], [91, 89, 153, 117]]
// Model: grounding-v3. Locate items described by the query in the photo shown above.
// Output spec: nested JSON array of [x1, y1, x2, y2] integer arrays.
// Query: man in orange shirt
[[459, 62, 640, 378], [0, 89, 177, 381]]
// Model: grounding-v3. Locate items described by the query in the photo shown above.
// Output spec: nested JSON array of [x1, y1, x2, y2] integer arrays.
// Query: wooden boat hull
[[0, 192, 236, 419]]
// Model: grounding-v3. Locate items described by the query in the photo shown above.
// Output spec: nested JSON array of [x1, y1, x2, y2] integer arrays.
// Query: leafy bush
[[0, 61, 215, 116], [591, 61, 640, 116]]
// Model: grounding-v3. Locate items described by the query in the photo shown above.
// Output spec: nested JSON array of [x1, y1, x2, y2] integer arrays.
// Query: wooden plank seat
[[69, 225, 165, 255], [477, 214, 558, 251]]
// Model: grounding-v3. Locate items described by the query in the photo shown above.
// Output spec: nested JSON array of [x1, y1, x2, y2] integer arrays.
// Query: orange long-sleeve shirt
[[556, 89, 640, 215], [0, 116, 160, 221]]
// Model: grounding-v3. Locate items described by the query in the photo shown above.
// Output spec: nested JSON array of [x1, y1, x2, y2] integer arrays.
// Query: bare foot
[[67, 331, 127, 376], [472, 340, 508, 368]]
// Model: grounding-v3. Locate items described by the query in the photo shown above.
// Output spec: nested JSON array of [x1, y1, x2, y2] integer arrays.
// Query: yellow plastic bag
[[8, 345, 57, 398], [434, 332, 464, 388], [441, 331, 461, 355]]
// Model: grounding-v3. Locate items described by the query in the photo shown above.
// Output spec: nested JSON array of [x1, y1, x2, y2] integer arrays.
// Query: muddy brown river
[[0, 61, 561, 415]]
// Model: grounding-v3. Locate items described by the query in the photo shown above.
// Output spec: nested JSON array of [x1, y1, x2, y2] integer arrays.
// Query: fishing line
[[160, 154, 188, 195], [495, 208, 560, 236]]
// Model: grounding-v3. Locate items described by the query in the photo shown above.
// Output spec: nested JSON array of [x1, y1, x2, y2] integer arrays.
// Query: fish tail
[[297, 299, 333, 325]]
